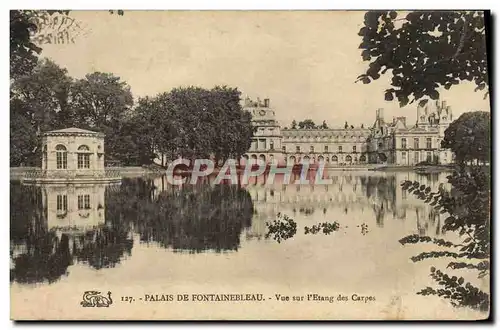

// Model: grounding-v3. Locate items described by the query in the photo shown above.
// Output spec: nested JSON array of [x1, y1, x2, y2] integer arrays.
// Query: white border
[[2, 1, 498, 329]]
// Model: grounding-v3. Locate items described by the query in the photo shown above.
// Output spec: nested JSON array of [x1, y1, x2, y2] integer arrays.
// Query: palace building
[[243, 98, 454, 166]]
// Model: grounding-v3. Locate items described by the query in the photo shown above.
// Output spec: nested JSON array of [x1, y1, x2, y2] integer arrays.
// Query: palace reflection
[[233, 171, 448, 240], [10, 170, 447, 285]]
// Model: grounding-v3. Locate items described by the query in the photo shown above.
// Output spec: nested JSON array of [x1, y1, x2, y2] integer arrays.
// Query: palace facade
[[243, 98, 455, 166]]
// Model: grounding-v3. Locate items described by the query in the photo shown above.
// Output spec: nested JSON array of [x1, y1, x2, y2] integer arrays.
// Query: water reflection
[[10, 170, 449, 286], [10, 182, 132, 284], [106, 178, 254, 253], [243, 171, 448, 240]]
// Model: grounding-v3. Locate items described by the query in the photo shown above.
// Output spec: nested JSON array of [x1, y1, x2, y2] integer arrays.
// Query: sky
[[39, 10, 491, 128]]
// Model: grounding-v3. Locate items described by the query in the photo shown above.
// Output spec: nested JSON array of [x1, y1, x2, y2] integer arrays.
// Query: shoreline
[[9, 164, 463, 180]]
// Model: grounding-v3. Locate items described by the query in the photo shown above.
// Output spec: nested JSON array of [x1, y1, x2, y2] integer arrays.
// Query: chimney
[[441, 100, 447, 109], [376, 108, 384, 121], [264, 98, 270, 107]]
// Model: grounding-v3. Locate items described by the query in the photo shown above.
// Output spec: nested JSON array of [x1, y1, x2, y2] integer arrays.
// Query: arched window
[[359, 154, 367, 162], [77, 145, 91, 169], [331, 155, 338, 163], [55, 145, 67, 169], [346, 155, 353, 163]]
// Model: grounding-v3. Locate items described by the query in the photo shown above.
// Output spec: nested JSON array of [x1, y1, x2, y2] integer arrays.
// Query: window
[[426, 138, 432, 149], [324, 145, 328, 152], [270, 140, 274, 150], [427, 152, 432, 162], [310, 146, 314, 153], [296, 146, 300, 153], [56, 195, 67, 211], [282, 146, 286, 153], [56, 145, 67, 169], [332, 155, 338, 162], [353, 146, 357, 152], [78, 154, 90, 169], [77, 145, 91, 169], [402, 152, 407, 161], [78, 195, 90, 210], [414, 152, 419, 163], [401, 138, 407, 149], [259, 139, 267, 150], [414, 138, 419, 149], [338, 146, 343, 153]]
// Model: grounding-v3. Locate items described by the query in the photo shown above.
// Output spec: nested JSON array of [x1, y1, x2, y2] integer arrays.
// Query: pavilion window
[[426, 138, 432, 149], [77, 145, 91, 169], [56, 145, 68, 169]]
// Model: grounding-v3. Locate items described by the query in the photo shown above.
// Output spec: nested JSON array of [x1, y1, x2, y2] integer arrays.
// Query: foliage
[[419, 267, 489, 311], [265, 213, 297, 243], [399, 166, 490, 311], [357, 11, 488, 107], [441, 111, 490, 164], [132, 86, 254, 165], [70, 72, 133, 129], [10, 59, 73, 166], [304, 222, 340, 235], [298, 119, 317, 129], [291, 120, 297, 129]]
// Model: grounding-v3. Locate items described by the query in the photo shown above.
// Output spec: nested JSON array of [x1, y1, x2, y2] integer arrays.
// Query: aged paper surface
[[10, 10, 491, 320]]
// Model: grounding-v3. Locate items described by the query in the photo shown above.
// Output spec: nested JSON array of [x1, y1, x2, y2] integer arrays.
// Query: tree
[[400, 167, 490, 311], [71, 72, 133, 129], [70, 72, 133, 162], [10, 10, 42, 80], [441, 111, 490, 164], [357, 10, 490, 312], [291, 120, 297, 129], [11, 58, 73, 130], [298, 119, 316, 129], [10, 107, 37, 166], [357, 11, 488, 107], [10, 59, 72, 166]]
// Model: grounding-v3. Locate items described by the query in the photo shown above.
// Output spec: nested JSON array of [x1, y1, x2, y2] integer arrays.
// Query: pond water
[[10, 170, 488, 320]]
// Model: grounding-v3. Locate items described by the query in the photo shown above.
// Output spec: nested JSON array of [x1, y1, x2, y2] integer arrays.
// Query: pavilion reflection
[[10, 182, 132, 285]]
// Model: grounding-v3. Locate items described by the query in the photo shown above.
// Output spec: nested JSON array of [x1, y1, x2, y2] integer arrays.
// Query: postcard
[[10, 10, 491, 320]]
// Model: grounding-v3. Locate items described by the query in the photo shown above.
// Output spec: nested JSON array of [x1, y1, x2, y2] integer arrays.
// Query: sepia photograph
[[9, 8, 491, 321]]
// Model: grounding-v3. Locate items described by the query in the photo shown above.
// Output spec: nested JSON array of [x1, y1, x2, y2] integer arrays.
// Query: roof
[[282, 128, 371, 139], [44, 127, 105, 137]]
